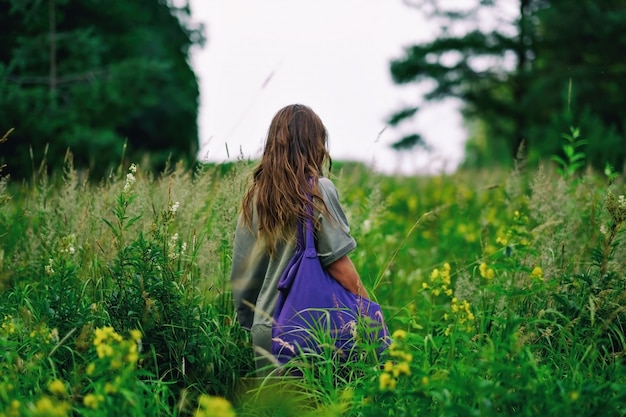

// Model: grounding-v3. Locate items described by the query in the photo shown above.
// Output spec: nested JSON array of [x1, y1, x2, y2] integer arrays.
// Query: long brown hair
[[241, 104, 332, 255]]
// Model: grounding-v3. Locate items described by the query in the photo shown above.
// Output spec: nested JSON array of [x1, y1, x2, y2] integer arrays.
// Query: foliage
[[389, 0, 626, 171], [0, 0, 204, 179], [0, 157, 253, 416], [0, 147, 625, 415], [550, 126, 587, 180]]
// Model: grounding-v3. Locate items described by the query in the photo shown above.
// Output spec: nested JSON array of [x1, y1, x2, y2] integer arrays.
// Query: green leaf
[[102, 218, 120, 238], [551, 155, 566, 168], [386, 107, 419, 127], [391, 134, 424, 151], [125, 215, 143, 229]]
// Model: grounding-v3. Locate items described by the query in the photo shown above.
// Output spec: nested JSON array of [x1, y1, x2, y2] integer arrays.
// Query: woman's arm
[[326, 255, 370, 299], [230, 216, 265, 330]]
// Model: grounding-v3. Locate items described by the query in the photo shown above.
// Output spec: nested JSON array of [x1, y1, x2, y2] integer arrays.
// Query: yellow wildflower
[[195, 395, 236, 417], [484, 244, 498, 255], [383, 361, 394, 373], [130, 329, 142, 341], [35, 396, 70, 417], [378, 373, 397, 391], [83, 394, 97, 409], [94, 326, 123, 346], [441, 263, 451, 285], [479, 262, 494, 279], [126, 342, 139, 364], [96, 343, 114, 358], [86, 363, 96, 376], [126, 349, 139, 364], [47, 379, 66, 396], [430, 268, 440, 281], [393, 362, 411, 377], [83, 394, 104, 410], [530, 266, 544, 280], [104, 382, 118, 394], [7, 399, 20, 417], [392, 329, 407, 340], [1, 318, 15, 335], [389, 349, 405, 359]]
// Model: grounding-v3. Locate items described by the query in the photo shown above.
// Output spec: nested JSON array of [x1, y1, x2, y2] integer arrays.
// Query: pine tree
[[389, 0, 626, 170], [0, 0, 204, 179]]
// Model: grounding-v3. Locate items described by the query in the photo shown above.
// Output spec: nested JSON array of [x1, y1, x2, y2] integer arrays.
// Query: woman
[[230, 104, 369, 375]]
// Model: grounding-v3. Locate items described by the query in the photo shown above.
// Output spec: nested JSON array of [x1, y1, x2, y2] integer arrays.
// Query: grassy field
[[0, 152, 625, 416]]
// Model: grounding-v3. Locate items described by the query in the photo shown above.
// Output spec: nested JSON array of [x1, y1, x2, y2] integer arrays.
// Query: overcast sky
[[188, 0, 467, 174]]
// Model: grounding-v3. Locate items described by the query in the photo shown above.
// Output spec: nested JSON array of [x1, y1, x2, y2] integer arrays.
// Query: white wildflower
[[49, 328, 59, 343], [170, 201, 180, 214], [123, 172, 136, 194], [168, 233, 183, 260], [59, 234, 76, 256], [271, 337, 296, 354], [362, 219, 371, 234], [45, 258, 55, 276], [122, 164, 138, 194], [346, 320, 358, 339], [606, 189, 626, 223]]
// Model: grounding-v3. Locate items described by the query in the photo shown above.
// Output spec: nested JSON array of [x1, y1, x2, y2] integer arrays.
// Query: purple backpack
[[271, 204, 390, 365]]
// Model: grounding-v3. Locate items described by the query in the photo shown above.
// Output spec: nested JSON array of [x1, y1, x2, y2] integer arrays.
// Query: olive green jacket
[[230, 177, 356, 355]]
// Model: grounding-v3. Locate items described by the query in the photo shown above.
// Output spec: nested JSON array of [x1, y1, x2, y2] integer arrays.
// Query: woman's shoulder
[[318, 176, 336, 190], [317, 176, 342, 204]]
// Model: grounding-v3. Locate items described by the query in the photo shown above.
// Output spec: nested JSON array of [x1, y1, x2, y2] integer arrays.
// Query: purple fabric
[[271, 207, 389, 364]]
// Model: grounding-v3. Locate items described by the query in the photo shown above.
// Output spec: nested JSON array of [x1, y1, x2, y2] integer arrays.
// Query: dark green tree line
[[388, 0, 626, 170], [0, 0, 204, 179]]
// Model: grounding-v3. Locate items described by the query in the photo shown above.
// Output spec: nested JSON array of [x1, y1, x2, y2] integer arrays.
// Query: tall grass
[[0, 155, 254, 415], [0, 145, 625, 416]]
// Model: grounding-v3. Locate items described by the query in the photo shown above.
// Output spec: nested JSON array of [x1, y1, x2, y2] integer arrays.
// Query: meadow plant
[[316, 159, 625, 416], [194, 394, 236, 417], [1, 148, 625, 416], [551, 126, 587, 181], [0, 157, 254, 415]]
